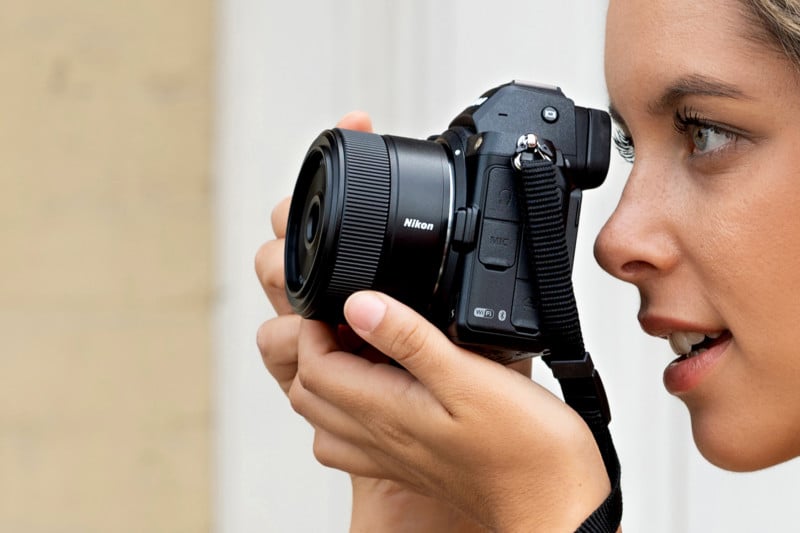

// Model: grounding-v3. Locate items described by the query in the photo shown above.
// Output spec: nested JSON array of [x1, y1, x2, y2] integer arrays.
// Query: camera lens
[[285, 128, 454, 321], [305, 199, 320, 245], [286, 150, 329, 296]]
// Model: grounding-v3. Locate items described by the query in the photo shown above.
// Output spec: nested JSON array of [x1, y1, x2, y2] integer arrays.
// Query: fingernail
[[345, 292, 387, 333]]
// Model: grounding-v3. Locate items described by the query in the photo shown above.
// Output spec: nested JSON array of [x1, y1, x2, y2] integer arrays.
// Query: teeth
[[668, 331, 706, 355]]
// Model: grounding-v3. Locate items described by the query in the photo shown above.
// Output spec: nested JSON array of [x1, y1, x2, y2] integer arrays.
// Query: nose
[[593, 162, 680, 284]]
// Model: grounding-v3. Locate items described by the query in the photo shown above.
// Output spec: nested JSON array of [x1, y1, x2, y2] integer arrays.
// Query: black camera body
[[285, 81, 610, 363]]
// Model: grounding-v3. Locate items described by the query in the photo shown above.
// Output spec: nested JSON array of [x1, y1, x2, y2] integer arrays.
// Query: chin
[[689, 407, 800, 472]]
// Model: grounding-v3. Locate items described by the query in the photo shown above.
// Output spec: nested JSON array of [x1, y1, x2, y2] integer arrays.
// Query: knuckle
[[256, 240, 294, 314], [271, 197, 291, 237], [386, 320, 429, 363], [360, 392, 417, 451], [294, 356, 317, 395], [256, 320, 273, 359], [256, 316, 297, 364], [372, 417, 416, 452], [311, 432, 338, 469], [257, 316, 301, 396], [254, 241, 271, 275], [287, 378, 306, 415], [254, 240, 285, 291]]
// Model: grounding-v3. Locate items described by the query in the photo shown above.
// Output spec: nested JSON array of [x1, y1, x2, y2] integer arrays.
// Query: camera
[[284, 81, 610, 363]]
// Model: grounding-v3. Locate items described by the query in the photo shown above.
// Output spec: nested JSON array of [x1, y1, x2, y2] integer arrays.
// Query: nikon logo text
[[403, 218, 435, 231]]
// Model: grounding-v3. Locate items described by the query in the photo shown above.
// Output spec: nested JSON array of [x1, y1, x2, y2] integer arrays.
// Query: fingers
[[255, 238, 294, 315], [342, 291, 499, 408], [295, 319, 407, 406], [259, 314, 406, 462], [289, 366, 371, 449], [293, 320, 413, 446], [336, 111, 373, 132], [296, 318, 451, 430], [311, 428, 387, 480], [257, 314, 302, 395], [259, 197, 291, 316], [271, 196, 291, 239]]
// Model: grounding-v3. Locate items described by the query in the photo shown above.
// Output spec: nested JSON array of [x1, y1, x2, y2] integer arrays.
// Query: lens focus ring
[[327, 129, 391, 298]]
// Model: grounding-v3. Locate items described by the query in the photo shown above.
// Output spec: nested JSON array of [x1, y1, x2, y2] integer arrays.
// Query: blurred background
[[1, 1, 211, 532], [3, 1, 799, 532]]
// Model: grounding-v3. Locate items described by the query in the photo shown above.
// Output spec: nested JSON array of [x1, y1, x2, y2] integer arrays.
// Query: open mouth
[[669, 330, 732, 361]]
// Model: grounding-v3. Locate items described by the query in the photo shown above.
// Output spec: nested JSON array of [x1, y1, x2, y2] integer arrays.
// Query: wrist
[[350, 477, 488, 533], [490, 418, 612, 532]]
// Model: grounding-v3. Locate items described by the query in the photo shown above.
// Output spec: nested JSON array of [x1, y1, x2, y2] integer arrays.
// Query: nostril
[[621, 260, 658, 276], [594, 222, 669, 282]]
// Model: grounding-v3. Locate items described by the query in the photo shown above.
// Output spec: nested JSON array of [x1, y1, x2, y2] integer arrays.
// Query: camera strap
[[512, 140, 622, 533]]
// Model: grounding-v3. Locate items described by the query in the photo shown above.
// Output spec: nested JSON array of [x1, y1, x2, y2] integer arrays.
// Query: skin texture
[[596, 0, 800, 470], [256, 112, 611, 531]]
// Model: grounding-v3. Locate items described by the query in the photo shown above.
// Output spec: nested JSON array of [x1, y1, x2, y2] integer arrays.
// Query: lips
[[662, 330, 733, 394], [639, 316, 733, 394]]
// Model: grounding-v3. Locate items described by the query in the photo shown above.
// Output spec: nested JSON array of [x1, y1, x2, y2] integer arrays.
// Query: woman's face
[[597, 0, 800, 470]]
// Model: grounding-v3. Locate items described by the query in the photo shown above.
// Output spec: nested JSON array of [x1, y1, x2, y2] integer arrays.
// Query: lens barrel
[[285, 128, 454, 321]]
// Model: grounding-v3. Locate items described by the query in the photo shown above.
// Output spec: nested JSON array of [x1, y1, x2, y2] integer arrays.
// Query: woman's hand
[[289, 290, 611, 531], [256, 111, 488, 532]]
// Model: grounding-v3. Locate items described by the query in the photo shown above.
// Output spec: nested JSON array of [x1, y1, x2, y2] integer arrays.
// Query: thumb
[[343, 291, 496, 401]]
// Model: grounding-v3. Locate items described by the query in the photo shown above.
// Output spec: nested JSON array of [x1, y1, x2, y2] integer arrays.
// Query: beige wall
[[0, 2, 212, 532]]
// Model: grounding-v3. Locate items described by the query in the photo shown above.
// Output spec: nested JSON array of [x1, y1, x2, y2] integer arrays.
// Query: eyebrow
[[608, 74, 749, 128], [650, 74, 747, 113]]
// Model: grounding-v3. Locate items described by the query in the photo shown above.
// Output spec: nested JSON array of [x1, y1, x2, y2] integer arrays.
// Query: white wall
[[214, 1, 800, 531]]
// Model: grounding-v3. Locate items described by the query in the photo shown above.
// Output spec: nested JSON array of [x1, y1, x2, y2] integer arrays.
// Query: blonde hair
[[746, 0, 800, 68]]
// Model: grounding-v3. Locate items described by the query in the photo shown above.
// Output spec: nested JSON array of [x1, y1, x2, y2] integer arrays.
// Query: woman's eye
[[674, 108, 740, 157], [689, 124, 736, 155]]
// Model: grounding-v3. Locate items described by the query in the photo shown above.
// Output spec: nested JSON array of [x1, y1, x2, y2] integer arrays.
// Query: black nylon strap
[[514, 157, 622, 532]]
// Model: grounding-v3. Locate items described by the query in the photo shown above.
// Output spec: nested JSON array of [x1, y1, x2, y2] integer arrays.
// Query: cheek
[[682, 158, 800, 469], [689, 154, 800, 332]]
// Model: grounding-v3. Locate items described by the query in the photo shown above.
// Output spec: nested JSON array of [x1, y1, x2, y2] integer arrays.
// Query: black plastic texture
[[326, 129, 392, 298], [574, 107, 611, 190], [375, 135, 452, 311], [451, 82, 610, 191]]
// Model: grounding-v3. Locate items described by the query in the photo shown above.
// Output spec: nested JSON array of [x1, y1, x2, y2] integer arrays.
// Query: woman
[[256, 0, 800, 530]]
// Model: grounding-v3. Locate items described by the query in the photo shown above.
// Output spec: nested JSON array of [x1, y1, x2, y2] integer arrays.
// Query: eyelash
[[613, 128, 635, 163], [612, 107, 739, 163], [673, 106, 710, 136]]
